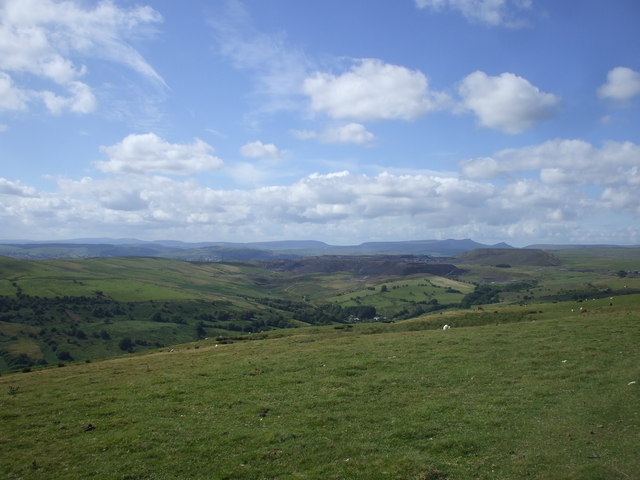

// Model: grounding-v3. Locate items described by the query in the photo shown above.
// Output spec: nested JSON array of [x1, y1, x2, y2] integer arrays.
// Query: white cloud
[[0, 72, 28, 111], [598, 67, 640, 101], [96, 133, 223, 175], [461, 139, 640, 188], [240, 140, 283, 159], [4, 136, 640, 245], [37, 81, 97, 115], [292, 123, 376, 145], [321, 124, 375, 145], [415, 0, 533, 27], [0, 177, 37, 197], [458, 71, 559, 133], [0, 0, 163, 115], [303, 58, 448, 121], [2, 161, 640, 245]]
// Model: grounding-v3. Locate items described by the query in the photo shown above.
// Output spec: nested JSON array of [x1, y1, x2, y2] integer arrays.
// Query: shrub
[[119, 337, 134, 351], [56, 351, 73, 361]]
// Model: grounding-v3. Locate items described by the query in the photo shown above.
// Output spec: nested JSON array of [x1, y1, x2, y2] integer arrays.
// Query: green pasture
[[3, 251, 640, 373], [1, 306, 638, 480], [0, 257, 299, 309], [326, 275, 473, 316], [553, 247, 640, 272]]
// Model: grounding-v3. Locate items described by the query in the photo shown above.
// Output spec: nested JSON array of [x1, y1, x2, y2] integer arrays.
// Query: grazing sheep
[[442, 324, 451, 330]]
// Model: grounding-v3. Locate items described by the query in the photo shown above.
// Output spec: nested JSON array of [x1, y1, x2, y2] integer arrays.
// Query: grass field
[[1, 250, 640, 478], [2, 250, 640, 372], [1, 302, 638, 479]]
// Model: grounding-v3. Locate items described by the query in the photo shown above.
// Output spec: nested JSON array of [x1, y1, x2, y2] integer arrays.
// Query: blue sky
[[1, 0, 639, 246]]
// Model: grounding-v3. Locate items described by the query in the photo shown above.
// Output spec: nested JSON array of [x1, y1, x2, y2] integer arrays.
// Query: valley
[[1, 245, 639, 479]]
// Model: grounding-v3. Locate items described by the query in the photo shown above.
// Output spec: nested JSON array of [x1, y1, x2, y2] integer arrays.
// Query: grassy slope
[[326, 276, 473, 317], [0, 256, 276, 302], [3, 251, 640, 371], [1, 303, 638, 480], [0, 256, 476, 371], [0, 256, 297, 371], [552, 247, 640, 273], [455, 248, 560, 266]]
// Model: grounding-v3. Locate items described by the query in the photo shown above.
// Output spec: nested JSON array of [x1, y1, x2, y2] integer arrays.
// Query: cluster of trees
[[254, 298, 378, 325], [458, 281, 540, 308], [0, 294, 128, 325]]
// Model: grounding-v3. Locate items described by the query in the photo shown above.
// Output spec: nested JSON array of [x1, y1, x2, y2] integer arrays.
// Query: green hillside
[[1, 251, 640, 478], [3, 250, 640, 373], [0, 255, 474, 372], [1, 302, 638, 479]]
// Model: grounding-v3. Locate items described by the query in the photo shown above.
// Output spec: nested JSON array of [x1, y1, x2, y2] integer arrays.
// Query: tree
[[57, 351, 73, 361], [118, 337, 133, 351], [196, 323, 207, 339]]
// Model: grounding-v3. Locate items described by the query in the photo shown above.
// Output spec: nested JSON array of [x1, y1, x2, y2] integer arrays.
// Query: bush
[[118, 337, 134, 351], [460, 285, 501, 309], [56, 351, 73, 361]]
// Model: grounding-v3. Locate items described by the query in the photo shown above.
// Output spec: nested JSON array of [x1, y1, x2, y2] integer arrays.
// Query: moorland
[[1, 243, 639, 479]]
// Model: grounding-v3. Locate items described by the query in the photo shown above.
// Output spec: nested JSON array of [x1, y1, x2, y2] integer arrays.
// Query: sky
[[1, 0, 640, 246]]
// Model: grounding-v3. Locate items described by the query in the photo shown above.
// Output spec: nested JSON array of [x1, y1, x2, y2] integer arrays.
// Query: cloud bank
[[2, 138, 639, 245]]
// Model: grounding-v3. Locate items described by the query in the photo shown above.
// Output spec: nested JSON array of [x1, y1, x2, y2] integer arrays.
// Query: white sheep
[[442, 324, 451, 330]]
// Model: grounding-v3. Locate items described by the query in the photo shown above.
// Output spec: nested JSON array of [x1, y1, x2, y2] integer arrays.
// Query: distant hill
[[158, 246, 301, 262], [455, 248, 560, 266], [0, 242, 177, 259], [357, 239, 483, 255], [524, 244, 637, 250], [0, 238, 513, 260]]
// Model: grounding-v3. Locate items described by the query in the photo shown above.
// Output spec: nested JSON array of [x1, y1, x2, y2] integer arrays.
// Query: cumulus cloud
[[598, 67, 640, 101], [320, 123, 375, 145], [8, 170, 501, 232], [415, 0, 533, 27], [0, 177, 37, 197], [37, 81, 97, 115], [458, 71, 559, 133], [240, 140, 283, 159], [0, 0, 163, 115], [292, 123, 375, 145], [303, 59, 448, 121], [96, 133, 223, 175], [461, 139, 640, 188]]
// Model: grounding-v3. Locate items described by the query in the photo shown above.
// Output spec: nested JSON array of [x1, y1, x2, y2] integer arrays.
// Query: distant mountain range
[[0, 238, 637, 261], [0, 238, 514, 260]]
